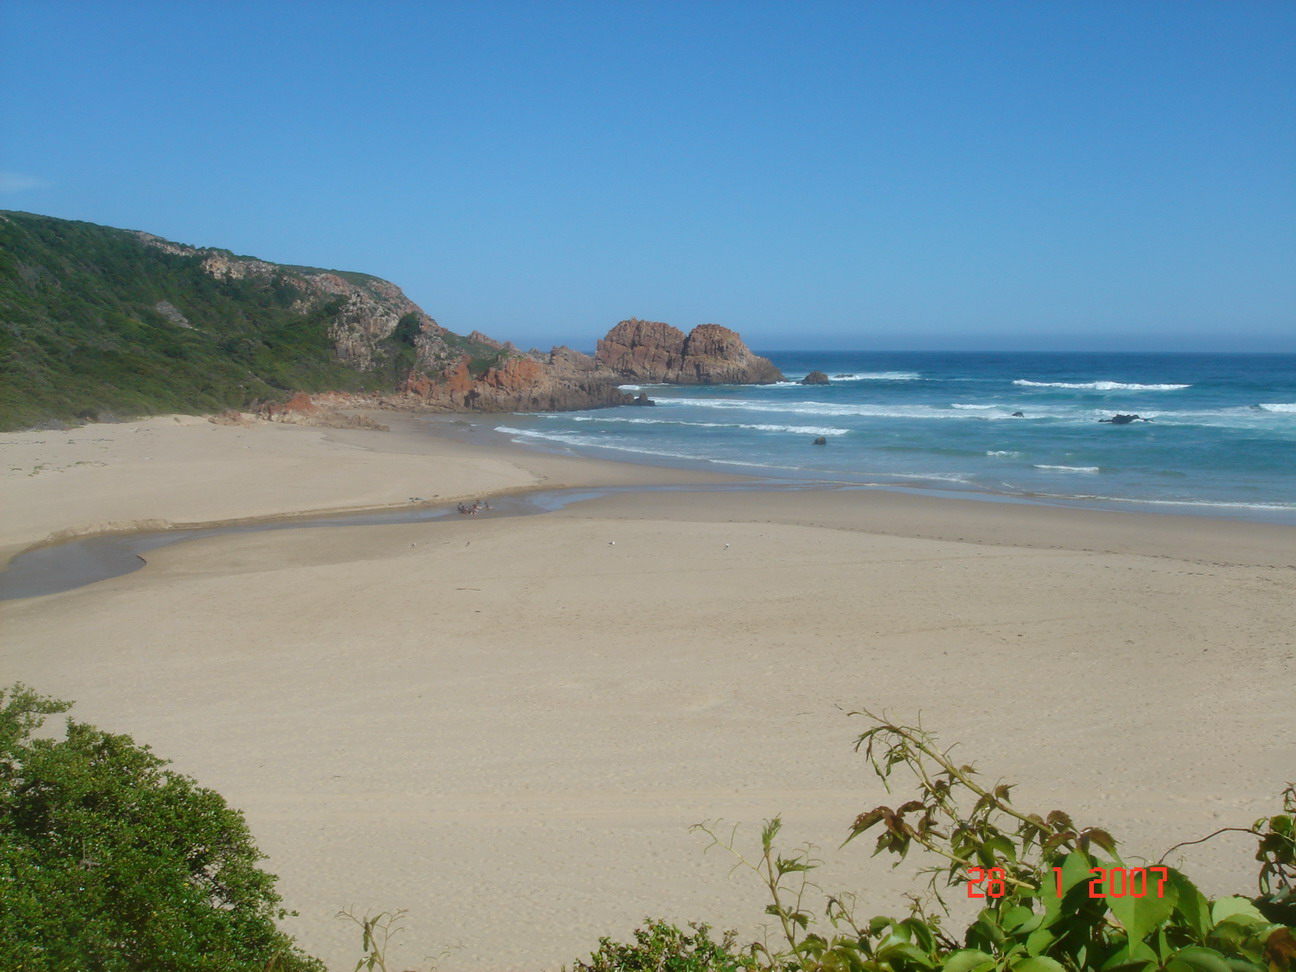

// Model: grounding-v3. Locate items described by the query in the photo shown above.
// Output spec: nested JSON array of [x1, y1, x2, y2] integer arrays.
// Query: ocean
[[494, 351, 1296, 524]]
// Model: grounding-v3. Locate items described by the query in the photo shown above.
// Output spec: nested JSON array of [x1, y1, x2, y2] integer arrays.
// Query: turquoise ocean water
[[493, 352, 1296, 523]]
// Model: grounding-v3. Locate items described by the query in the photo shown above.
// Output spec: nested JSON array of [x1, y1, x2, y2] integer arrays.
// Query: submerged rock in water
[[802, 370, 830, 385], [1099, 413, 1152, 424]]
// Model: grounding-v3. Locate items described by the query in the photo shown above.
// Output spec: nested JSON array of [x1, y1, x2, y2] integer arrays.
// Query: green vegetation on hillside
[[0, 212, 506, 431]]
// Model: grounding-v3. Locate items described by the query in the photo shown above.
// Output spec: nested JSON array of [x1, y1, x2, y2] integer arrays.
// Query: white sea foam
[[651, 398, 1030, 420], [1257, 403, 1296, 413], [986, 450, 1020, 457], [497, 426, 823, 471], [1034, 464, 1101, 473], [952, 403, 996, 410], [905, 472, 973, 484], [830, 371, 922, 381], [557, 415, 849, 436], [1014, 379, 1190, 391], [1059, 494, 1296, 513], [497, 426, 707, 461], [741, 423, 849, 435]]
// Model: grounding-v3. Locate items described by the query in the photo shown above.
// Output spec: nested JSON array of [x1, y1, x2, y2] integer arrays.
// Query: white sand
[[2, 415, 1293, 970]]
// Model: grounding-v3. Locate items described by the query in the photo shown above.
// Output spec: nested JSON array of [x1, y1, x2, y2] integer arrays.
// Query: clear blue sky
[[2, 0, 1292, 351]]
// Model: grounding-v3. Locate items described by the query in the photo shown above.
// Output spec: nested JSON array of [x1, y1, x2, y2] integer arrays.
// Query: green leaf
[[942, 949, 995, 972], [1209, 897, 1265, 926], [869, 916, 896, 935], [1042, 851, 1094, 928], [984, 834, 1018, 862], [1025, 927, 1056, 957], [1165, 946, 1233, 972], [877, 942, 937, 968], [900, 917, 936, 953], [1002, 905, 1040, 934], [1099, 962, 1157, 972], [1010, 958, 1067, 972], [1107, 874, 1175, 945], [1167, 869, 1212, 940]]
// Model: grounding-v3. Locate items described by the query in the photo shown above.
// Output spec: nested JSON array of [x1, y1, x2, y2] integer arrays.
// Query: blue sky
[[1, 0, 1292, 351]]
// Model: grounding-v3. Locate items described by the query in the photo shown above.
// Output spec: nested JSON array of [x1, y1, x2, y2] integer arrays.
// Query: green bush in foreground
[[672, 711, 1294, 972], [572, 920, 757, 972], [0, 684, 322, 972], [581, 713, 1292, 972]]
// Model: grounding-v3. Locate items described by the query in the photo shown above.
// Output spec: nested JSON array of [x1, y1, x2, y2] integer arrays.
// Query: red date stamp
[[966, 866, 1170, 898]]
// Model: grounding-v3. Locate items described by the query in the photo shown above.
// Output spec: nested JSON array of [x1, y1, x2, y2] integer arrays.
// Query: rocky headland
[[0, 212, 781, 429], [595, 318, 783, 384]]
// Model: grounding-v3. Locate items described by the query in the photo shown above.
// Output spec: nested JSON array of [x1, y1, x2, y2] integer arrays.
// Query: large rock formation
[[596, 318, 783, 384], [401, 346, 631, 412]]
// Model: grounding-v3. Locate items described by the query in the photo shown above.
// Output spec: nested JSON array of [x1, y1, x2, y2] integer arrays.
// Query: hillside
[[0, 212, 629, 430]]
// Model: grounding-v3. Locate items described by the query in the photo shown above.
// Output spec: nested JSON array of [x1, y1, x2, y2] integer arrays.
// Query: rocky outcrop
[[1099, 414, 1153, 424], [596, 318, 783, 384], [401, 346, 632, 412], [253, 392, 389, 430], [802, 371, 830, 385]]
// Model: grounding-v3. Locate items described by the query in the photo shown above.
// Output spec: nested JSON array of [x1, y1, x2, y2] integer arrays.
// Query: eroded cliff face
[[135, 234, 631, 412], [596, 318, 783, 384]]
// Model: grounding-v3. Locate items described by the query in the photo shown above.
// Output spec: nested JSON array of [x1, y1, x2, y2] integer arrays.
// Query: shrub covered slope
[[0, 211, 499, 430]]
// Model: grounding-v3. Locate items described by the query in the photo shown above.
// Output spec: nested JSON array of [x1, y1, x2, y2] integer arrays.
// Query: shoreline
[[485, 417, 1296, 527], [2, 411, 1293, 970], [7, 406, 1295, 569], [6, 412, 1294, 601], [0, 411, 745, 565]]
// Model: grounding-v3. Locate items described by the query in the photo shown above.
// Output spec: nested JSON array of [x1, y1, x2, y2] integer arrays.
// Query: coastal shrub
[[0, 683, 323, 972], [689, 711, 1294, 972], [571, 918, 758, 972]]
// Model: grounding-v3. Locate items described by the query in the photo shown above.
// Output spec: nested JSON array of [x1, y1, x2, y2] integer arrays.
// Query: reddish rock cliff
[[596, 318, 783, 384], [402, 347, 632, 412]]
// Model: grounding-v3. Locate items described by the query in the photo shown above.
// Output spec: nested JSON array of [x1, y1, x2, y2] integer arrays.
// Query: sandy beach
[[2, 413, 1293, 971]]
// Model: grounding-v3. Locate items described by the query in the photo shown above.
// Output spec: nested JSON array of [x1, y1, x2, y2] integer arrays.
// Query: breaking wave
[[556, 415, 849, 436], [1014, 379, 1190, 391], [651, 398, 1030, 420], [828, 371, 922, 381]]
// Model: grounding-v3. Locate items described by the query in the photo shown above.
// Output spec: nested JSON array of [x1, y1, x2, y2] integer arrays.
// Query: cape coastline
[[0, 211, 782, 431]]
